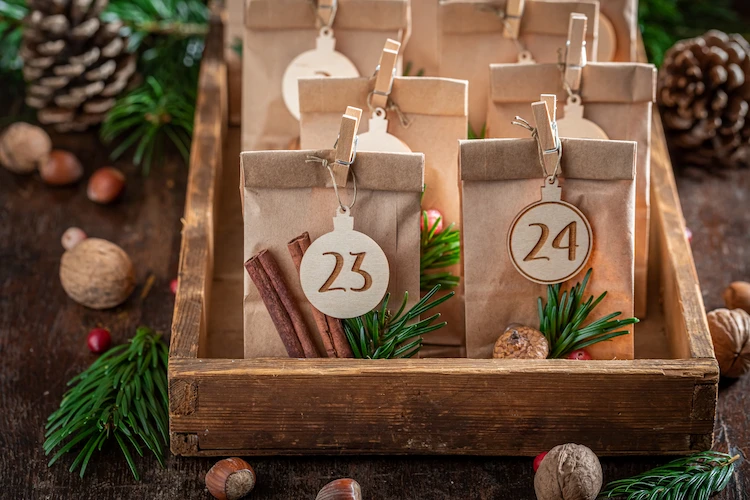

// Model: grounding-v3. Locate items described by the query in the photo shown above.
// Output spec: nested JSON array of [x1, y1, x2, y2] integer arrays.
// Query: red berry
[[87, 328, 111, 354], [170, 278, 178, 295], [567, 349, 592, 360], [685, 227, 693, 244], [533, 451, 548, 472], [421, 209, 444, 234]]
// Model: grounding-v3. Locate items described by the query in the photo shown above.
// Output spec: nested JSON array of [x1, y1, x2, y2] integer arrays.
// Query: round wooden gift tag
[[282, 28, 359, 120], [300, 208, 390, 319], [557, 95, 609, 140], [507, 176, 593, 285]]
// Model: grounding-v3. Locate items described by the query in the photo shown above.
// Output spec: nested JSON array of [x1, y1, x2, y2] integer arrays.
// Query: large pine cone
[[658, 30, 750, 169], [20, 0, 136, 132]]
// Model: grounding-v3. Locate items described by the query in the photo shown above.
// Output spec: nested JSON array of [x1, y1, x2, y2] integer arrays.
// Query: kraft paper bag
[[403, 0, 440, 76], [241, 149, 424, 358], [460, 137, 636, 360], [486, 62, 655, 317], [437, 0, 599, 133], [298, 75, 468, 347], [242, 0, 410, 151]]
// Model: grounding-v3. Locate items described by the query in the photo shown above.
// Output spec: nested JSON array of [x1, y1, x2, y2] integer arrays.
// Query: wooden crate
[[169, 23, 718, 457]]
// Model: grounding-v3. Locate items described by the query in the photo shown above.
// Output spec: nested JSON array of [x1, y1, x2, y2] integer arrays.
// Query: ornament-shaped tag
[[556, 95, 609, 140], [282, 27, 359, 120], [517, 50, 536, 64], [300, 207, 390, 318], [357, 109, 412, 153], [507, 176, 593, 284]]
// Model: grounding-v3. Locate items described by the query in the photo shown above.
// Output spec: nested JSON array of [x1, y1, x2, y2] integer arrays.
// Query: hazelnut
[[205, 457, 256, 500], [40, 150, 83, 185], [534, 443, 602, 500], [493, 324, 549, 359], [61, 227, 87, 250], [0, 122, 52, 174], [60, 238, 135, 309], [707, 308, 750, 378], [723, 282, 750, 314], [316, 479, 362, 500], [87, 167, 125, 204]]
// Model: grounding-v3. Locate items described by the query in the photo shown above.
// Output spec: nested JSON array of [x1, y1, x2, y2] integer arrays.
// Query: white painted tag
[[507, 176, 593, 284], [282, 28, 359, 120], [300, 208, 390, 319]]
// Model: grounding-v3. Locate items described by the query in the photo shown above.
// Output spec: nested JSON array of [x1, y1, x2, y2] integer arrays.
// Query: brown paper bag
[[403, 0, 440, 76], [460, 137, 636, 360], [241, 149, 424, 358], [241, 0, 410, 151], [437, 0, 599, 133], [486, 62, 655, 317], [297, 75, 468, 347]]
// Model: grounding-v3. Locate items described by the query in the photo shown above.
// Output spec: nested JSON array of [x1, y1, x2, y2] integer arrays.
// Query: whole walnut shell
[[534, 443, 602, 500], [493, 324, 549, 359], [60, 238, 135, 309], [723, 282, 750, 314], [0, 122, 52, 174], [707, 308, 750, 378]]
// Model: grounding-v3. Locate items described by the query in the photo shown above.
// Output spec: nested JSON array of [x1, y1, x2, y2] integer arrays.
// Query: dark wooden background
[[1, 131, 748, 499]]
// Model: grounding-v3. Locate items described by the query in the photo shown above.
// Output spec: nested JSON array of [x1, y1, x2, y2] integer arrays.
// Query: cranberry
[[533, 451, 548, 472], [87, 328, 112, 354], [685, 227, 693, 244], [421, 209, 444, 234], [170, 278, 178, 295], [567, 349, 592, 360]]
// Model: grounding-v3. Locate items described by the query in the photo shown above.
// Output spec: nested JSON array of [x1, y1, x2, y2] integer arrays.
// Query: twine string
[[306, 154, 358, 211]]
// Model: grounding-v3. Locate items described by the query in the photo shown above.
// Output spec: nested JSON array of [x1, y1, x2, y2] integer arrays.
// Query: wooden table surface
[[1, 131, 748, 499]]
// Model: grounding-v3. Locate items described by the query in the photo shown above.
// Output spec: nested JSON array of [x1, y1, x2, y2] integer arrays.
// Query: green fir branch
[[538, 268, 639, 358], [599, 451, 739, 500], [468, 123, 486, 140], [343, 285, 454, 359], [44, 327, 169, 480], [421, 210, 460, 291]]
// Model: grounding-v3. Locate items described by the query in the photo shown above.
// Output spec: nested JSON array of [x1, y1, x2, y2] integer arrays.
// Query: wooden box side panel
[[170, 14, 227, 359], [169, 358, 717, 456]]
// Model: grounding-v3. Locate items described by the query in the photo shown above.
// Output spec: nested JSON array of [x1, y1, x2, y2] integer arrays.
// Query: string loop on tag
[[366, 91, 412, 128], [306, 155, 358, 211], [511, 116, 563, 180], [308, 0, 338, 29]]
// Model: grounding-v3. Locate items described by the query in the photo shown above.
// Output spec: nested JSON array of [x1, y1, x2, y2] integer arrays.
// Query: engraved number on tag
[[319, 251, 373, 293], [524, 222, 578, 262]]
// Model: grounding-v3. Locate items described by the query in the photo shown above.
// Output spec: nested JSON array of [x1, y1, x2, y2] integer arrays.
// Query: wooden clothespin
[[564, 13, 587, 94], [330, 106, 362, 187], [316, 0, 337, 29], [531, 96, 560, 176], [502, 0, 525, 39], [371, 39, 401, 110]]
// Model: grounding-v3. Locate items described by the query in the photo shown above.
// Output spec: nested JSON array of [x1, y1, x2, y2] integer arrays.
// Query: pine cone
[[658, 30, 750, 169], [20, 0, 136, 133]]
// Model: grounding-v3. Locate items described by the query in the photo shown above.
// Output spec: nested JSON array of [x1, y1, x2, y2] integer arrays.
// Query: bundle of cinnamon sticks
[[243, 232, 353, 358]]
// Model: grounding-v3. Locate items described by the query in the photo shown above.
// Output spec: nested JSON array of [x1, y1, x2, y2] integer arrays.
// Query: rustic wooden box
[[169, 23, 718, 457]]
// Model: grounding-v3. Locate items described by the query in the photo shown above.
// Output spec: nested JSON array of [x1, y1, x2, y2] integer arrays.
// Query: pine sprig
[[599, 451, 739, 500], [343, 284, 454, 359], [421, 210, 460, 291], [538, 268, 639, 358], [44, 326, 169, 480]]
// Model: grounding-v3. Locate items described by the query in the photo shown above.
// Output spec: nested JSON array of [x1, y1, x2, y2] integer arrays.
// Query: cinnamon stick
[[244, 249, 319, 358], [288, 232, 354, 358]]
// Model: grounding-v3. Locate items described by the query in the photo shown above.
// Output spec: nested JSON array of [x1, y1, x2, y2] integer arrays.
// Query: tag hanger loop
[[306, 155, 358, 212], [309, 0, 338, 29]]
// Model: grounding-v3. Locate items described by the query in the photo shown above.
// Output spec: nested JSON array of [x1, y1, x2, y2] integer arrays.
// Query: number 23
[[319, 252, 373, 293]]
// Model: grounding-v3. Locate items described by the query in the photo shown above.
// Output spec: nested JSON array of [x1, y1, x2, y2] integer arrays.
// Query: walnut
[[707, 308, 750, 378], [0, 122, 52, 174], [59, 238, 135, 309], [493, 324, 549, 359], [723, 282, 750, 314], [534, 443, 602, 500]]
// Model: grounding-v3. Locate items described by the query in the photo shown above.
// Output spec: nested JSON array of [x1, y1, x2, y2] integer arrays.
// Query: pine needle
[[421, 210, 461, 291], [43, 326, 169, 480], [343, 284, 455, 359], [538, 268, 639, 358], [599, 451, 740, 500]]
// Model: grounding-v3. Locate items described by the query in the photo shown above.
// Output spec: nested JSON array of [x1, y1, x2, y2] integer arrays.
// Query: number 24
[[524, 222, 578, 262], [319, 252, 373, 293]]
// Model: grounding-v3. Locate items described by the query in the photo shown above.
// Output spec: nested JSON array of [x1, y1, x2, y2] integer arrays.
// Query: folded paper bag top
[[460, 137, 637, 360], [241, 148, 425, 358]]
